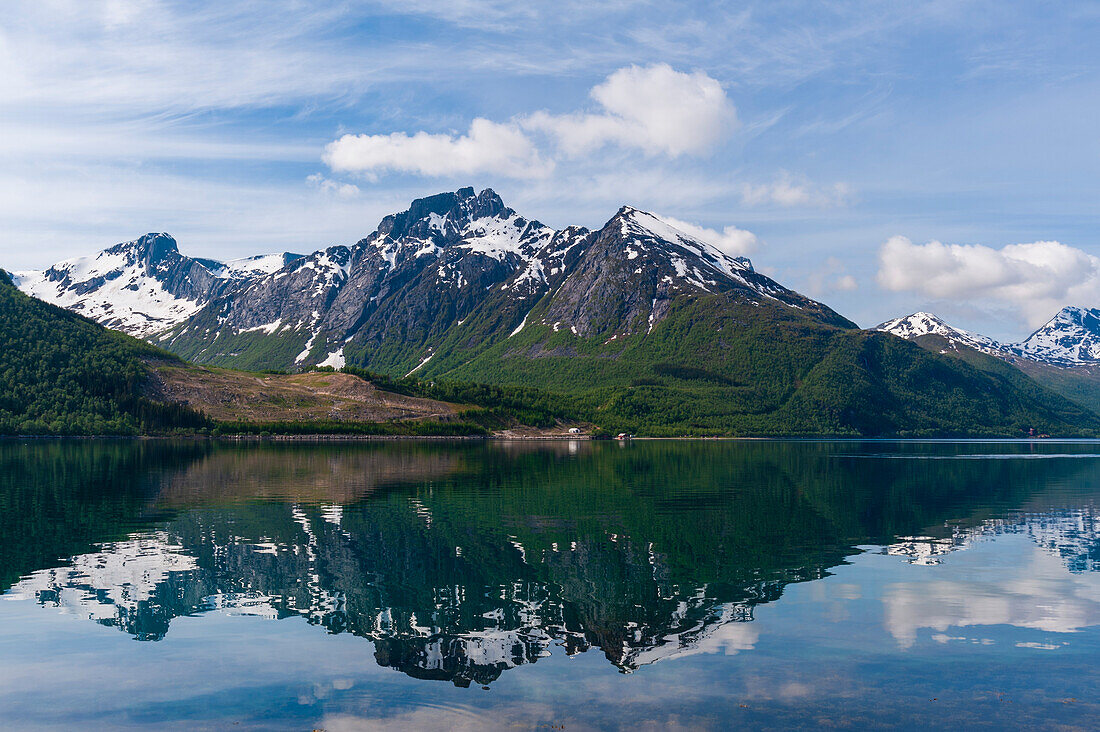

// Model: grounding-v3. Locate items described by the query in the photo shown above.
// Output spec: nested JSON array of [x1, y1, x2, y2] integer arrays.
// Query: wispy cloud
[[740, 172, 852, 208], [306, 174, 361, 199], [804, 256, 858, 297], [656, 215, 758, 257]]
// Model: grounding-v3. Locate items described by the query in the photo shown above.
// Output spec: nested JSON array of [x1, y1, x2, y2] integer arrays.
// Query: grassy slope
[[147, 365, 462, 423]]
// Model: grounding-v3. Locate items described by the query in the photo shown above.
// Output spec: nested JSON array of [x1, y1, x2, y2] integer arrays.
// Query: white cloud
[[323, 118, 552, 179], [322, 64, 737, 180], [657, 215, 758, 257], [804, 256, 858, 296], [306, 173, 360, 198], [523, 63, 737, 157], [740, 172, 852, 208], [877, 235, 1100, 326]]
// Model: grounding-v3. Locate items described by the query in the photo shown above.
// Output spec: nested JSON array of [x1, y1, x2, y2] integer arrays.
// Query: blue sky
[[2, 1, 1099, 338]]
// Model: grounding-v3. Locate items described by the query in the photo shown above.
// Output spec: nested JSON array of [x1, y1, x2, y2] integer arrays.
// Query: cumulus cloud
[[740, 172, 852, 208], [306, 173, 359, 198], [322, 64, 737, 180], [658, 215, 758, 257], [522, 63, 738, 157], [877, 235, 1100, 326], [323, 118, 552, 179]]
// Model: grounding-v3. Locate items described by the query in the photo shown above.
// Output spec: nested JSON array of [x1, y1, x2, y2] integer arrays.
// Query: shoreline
[[1, 434, 1095, 443]]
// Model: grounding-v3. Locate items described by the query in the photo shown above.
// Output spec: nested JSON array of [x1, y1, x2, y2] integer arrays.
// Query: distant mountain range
[[9, 187, 1100, 436], [877, 309, 1100, 366], [877, 310, 1100, 415]]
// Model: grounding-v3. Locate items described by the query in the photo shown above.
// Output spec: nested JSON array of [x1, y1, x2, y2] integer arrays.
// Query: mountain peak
[[1049, 305, 1100, 324], [877, 311, 949, 333], [608, 205, 754, 275], [107, 233, 179, 264], [1016, 306, 1100, 364], [876, 312, 1005, 355], [376, 187, 514, 241]]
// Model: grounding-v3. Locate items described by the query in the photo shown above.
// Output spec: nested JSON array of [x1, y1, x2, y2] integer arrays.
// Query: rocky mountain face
[[878, 308, 1100, 367], [13, 233, 302, 338], [152, 187, 851, 373]]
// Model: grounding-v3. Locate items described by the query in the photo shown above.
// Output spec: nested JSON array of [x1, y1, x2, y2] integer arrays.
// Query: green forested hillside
[[0, 270, 205, 435], [1009, 359, 1100, 416], [909, 333, 1100, 421], [382, 297, 1100, 437]]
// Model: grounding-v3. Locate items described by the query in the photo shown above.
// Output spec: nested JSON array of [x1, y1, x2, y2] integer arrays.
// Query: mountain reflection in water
[[2, 439, 1099, 691]]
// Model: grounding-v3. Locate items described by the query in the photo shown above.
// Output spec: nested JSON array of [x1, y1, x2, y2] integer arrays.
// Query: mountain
[[874, 312, 1006, 356], [13, 188, 1100, 436], [13, 233, 303, 338], [1012, 307, 1100, 365], [148, 188, 1098, 435], [878, 309, 1100, 415], [156, 186, 850, 375]]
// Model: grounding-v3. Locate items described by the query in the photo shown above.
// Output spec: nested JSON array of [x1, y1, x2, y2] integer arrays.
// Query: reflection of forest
[[3, 440, 1100, 686]]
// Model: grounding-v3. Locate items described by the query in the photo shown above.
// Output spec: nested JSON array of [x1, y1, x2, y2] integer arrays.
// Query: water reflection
[[3, 439, 1100, 689]]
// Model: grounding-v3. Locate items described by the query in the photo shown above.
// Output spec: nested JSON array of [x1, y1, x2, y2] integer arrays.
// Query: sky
[[2, 1, 1099, 339]]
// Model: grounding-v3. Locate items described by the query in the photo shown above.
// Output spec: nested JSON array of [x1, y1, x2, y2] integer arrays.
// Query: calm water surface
[[1, 439, 1098, 730]]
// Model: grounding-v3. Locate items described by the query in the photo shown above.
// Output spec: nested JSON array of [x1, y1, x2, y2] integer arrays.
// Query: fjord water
[[1, 440, 1098, 730]]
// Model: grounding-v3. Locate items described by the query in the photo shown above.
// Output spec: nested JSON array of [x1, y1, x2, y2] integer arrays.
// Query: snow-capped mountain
[[878, 307, 1100, 367], [874, 312, 1006, 356], [1012, 307, 1100, 365], [155, 187, 850, 372], [13, 233, 302, 338]]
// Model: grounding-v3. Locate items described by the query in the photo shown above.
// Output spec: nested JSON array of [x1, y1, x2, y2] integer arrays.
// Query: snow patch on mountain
[[211, 252, 303, 279], [876, 312, 1006, 356], [1013, 307, 1100, 365], [14, 251, 206, 338], [319, 346, 345, 369], [14, 234, 304, 338], [619, 208, 753, 281], [458, 213, 553, 261]]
